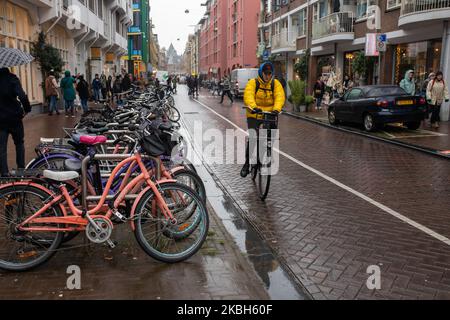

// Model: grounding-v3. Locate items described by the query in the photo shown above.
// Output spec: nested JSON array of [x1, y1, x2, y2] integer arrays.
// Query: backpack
[[255, 78, 275, 96]]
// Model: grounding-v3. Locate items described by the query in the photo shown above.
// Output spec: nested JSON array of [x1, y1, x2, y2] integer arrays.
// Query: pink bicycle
[[0, 132, 209, 271]]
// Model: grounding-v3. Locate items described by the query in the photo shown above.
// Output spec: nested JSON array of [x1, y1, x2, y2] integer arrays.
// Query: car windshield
[[366, 87, 407, 97]]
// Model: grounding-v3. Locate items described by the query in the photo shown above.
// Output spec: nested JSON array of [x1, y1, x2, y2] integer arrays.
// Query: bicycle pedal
[[106, 239, 116, 249]]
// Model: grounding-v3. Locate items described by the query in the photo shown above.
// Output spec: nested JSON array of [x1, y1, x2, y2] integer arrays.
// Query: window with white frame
[[298, 9, 307, 37], [356, 0, 377, 20], [387, 0, 401, 9]]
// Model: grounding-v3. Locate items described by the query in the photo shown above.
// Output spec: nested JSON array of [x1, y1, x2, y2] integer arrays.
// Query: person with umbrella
[[0, 47, 33, 176]]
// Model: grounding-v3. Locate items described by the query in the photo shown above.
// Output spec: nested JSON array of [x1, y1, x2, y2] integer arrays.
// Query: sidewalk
[[1, 108, 271, 300], [285, 104, 450, 153]]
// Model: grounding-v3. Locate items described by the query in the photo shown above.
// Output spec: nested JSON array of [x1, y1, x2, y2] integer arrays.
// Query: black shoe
[[240, 164, 250, 178]]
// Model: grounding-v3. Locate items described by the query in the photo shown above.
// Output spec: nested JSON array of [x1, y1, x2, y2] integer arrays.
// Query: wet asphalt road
[[177, 85, 450, 299]]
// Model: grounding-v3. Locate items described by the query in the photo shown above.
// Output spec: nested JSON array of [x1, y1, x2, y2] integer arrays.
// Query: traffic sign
[[376, 34, 387, 52]]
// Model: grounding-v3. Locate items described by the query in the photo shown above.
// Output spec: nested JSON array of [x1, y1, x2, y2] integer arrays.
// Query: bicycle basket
[[141, 133, 167, 157]]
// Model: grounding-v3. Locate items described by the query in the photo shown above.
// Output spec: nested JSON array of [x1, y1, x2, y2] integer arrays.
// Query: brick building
[[198, 0, 260, 80], [258, 0, 450, 121]]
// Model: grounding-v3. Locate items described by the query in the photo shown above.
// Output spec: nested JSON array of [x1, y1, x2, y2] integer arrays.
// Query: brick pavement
[[178, 86, 450, 299], [284, 104, 450, 152], [0, 201, 269, 300]]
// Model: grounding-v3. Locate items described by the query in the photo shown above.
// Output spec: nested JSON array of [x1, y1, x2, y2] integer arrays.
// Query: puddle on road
[[196, 164, 307, 300]]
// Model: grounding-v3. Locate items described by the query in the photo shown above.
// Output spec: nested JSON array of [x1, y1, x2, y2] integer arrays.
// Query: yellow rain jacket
[[244, 76, 286, 119]]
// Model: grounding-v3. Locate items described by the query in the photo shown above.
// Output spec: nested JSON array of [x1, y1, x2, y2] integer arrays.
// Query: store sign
[[365, 33, 379, 57]]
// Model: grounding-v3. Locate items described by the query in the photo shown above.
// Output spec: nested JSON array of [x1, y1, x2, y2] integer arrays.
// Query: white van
[[230, 68, 259, 97]]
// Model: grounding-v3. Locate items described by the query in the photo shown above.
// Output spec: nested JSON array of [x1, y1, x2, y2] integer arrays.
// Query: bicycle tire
[[133, 182, 209, 263], [165, 105, 181, 123], [0, 185, 64, 271]]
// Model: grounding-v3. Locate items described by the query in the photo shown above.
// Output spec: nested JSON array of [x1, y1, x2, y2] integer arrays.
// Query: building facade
[[258, 0, 450, 120], [127, 0, 153, 79], [198, 0, 260, 80], [0, 0, 132, 105]]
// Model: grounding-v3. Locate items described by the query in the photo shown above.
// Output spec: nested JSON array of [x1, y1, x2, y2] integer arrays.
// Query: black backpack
[[255, 78, 275, 96]]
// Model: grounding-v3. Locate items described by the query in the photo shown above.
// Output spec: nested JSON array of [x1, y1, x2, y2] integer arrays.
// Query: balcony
[[311, 12, 354, 46], [271, 30, 297, 53], [399, 0, 450, 27]]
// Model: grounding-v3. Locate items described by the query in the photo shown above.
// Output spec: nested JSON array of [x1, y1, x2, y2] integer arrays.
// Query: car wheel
[[405, 121, 421, 130], [363, 113, 377, 132], [328, 109, 339, 125]]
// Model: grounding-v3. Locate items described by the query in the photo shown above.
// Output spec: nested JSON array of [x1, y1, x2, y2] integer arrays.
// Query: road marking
[[193, 98, 450, 246]]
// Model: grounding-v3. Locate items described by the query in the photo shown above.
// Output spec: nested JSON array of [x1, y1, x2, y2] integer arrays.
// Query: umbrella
[[0, 47, 34, 68]]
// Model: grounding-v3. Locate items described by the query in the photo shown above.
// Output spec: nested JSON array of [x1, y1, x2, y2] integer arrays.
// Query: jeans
[[430, 104, 441, 123], [48, 95, 58, 113], [80, 98, 89, 113], [0, 122, 25, 176], [65, 99, 74, 113], [93, 89, 101, 102], [316, 96, 322, 107]]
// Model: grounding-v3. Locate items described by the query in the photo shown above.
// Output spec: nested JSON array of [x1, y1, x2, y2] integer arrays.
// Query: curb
[[283, 111, 450, 161]]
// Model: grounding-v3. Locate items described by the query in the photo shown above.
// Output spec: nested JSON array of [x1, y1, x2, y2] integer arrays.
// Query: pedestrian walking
[[113, 75, 123, 105], [106, 75, 113, 99], [314, 78, 325, 110], [172, 76, 178, 94], [60, 70, 76, 117], [426, 71, 449, 129], [100, 73, 107, 100], [121, 73, 131, 92], [76, 75, 90, 114], [193, 75, 199, 98], [45, 70, 60, 116], [399, 70, 416, 95], [220, 76, 234, 104], [92, 74, 102, 104], [342, 75, 353, 94], [0, 67, 31, 176], [421, 72, 435, 122]]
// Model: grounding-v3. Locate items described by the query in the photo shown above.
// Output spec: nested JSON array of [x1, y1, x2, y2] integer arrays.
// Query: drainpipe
[[75, 27, 90, 46], [45, 0, 63, 35]]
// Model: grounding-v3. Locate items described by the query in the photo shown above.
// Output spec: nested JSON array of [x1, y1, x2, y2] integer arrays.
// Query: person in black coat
[[121, 73, 131, 92], [0, 67, 31, 176], [76, 75, 90, 113], [313, 78, 325, 110]]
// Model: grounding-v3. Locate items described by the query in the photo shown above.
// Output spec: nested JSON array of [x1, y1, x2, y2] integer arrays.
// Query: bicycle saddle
[[79, 135, 107, 145]]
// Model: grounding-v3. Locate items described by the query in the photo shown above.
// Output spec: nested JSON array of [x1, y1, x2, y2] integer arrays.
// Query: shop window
[[394, 40, 442, 88], [89, 0, 95, 13]]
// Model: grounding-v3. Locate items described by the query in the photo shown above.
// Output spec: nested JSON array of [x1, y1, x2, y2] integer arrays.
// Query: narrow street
[[177, 86, 450, 300]]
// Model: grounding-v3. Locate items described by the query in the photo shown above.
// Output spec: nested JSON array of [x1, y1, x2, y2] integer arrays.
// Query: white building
[[0, 0, 132, 105]]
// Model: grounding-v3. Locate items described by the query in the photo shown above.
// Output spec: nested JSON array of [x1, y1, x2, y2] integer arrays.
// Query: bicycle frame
[[15, 152, 177, 233]]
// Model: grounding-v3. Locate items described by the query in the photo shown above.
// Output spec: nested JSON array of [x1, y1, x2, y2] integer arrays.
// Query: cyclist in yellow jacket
[[241, 62, 285, 177]]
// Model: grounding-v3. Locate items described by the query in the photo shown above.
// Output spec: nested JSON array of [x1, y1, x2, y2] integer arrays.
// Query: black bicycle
[[244, 107, 279, 201]]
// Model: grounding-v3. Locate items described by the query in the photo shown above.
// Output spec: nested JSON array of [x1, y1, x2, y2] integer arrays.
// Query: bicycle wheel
[[172, 169, 206, 203], [134, 182, 209, 263], [257, 148, 272, 201], [164, 105, 181, 123], [0, 185, 63, 271], [167, 96, 175, 107]]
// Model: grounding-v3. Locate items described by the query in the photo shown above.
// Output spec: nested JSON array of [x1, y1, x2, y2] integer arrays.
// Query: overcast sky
[[151, 0, 205, 54]]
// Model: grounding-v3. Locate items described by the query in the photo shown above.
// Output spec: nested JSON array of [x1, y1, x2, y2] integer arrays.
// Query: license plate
[[397, 100, 413, 105]]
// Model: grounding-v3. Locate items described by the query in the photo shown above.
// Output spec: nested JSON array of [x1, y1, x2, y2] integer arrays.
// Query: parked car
[[328, 85, 427, 131], [230, 68, 259, 98]]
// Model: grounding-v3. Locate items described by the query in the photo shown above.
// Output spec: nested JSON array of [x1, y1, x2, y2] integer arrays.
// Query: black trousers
[[430, 104, 441, 123], [245, 117, 277, 166], [0, 121, 25, 176], [220, 90, 233, 103]]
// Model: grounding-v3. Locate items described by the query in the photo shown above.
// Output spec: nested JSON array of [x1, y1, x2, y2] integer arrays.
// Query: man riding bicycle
[[241, 62, 285, 178]]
